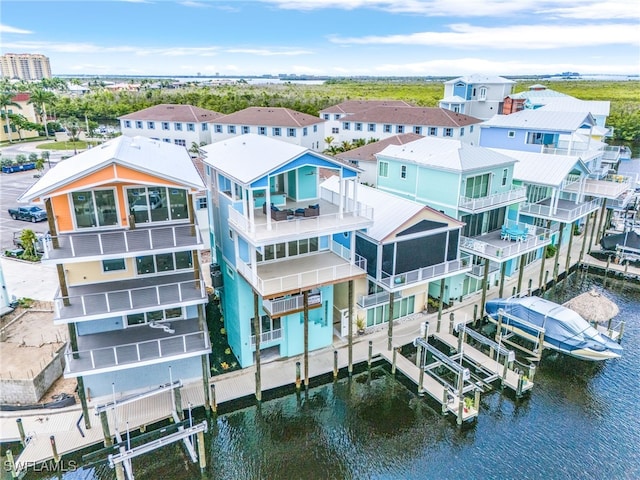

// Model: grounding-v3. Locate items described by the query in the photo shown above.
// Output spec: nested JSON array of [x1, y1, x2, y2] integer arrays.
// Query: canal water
[[26, 272, 640, 480]]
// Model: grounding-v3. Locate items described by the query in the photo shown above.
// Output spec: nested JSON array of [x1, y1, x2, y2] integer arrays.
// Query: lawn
[[36, 140, 90, 151]]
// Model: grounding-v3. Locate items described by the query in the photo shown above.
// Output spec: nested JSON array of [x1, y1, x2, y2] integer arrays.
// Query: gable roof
[[344, 106, 482, 127], [335, 133, 423, 163], [481, 110, 595, 131], [445, 75, 515, 85], [212, 107, 324, 127], [378, 136, 516, 173], [539, 98, 610, 117], [491, 148, 589, 186], [320, 100, 414, 115], [201, 134, 356, 185], [119, 104, 223, 123], [19, 136, 205, 202], [508, 86, 569, 101], [321, 175, 462, 242]]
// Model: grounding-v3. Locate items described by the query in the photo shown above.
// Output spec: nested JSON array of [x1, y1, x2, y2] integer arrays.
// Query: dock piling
[[99, 411, 113, 447], [295, 362, 301, 391], [474, 389, 480, 411], [528, 278, 533, 297], [473, 305, 478, 326], [50, 435, 59, 464], [618, 321, 625, 343], [392, 347, 397, 375], [528, 364, 536, 383], [441, 390, 448, 414], [197, 430, 207, 471], [368, 341, 373, 368], [449, 312, 454, 334], [210, 383, 217, 414], [16, 418, 26, 447], [333, 350, 338, 379], [174, 387, 184, 421], [5, 450, 17, 478]]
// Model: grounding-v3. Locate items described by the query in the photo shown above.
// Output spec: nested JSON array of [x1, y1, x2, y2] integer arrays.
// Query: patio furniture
[[501, 225, 509, 240], [269, 204, 292, 221]]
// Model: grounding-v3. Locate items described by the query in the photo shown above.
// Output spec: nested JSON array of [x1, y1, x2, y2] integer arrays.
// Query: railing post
[[148, 228, 154, 249], [113, 346, 118, 365], [90, 350, 96, 368]]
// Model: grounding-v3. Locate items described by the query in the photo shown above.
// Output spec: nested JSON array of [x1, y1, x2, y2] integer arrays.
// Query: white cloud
[[179, 1, 211, 7], [0, 24, 33, 34], [260, 0, 638, 19], [330, 23, 640, 49], [225, 48, 312, 56]]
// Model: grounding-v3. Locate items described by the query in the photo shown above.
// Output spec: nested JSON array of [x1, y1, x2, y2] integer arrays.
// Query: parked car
[[7, 205, 48, 222]]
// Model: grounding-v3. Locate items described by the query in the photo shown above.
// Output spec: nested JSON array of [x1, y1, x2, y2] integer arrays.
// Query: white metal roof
[[491, 148, 588, 187], [19, 136, 204, 202], [440, 95, 467, 103], [444, 75, 515, 85], [322, 176, 428, 241], [540, 98, 611, 117], [482, 110, 595, 131], [377, 136, 516, 173], [201, 134, 350, 185]]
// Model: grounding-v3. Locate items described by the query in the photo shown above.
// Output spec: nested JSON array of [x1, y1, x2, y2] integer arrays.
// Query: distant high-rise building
[[0, 53, 52, 80]]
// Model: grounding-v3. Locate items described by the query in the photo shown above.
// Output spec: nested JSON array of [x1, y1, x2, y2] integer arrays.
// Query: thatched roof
[[563, 289, 620, 324]]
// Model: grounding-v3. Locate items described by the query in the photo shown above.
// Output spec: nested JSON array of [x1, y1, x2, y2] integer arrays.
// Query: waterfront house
[[375, 136, 551, 300], [201, 134, 373, 368], [18, 136, 211, 408], [321, 176, 470, 331], [334, 133, 423, 186], [209, 107, 326, 151], [119, 104, 223, 149], [323, 104, 481, 146], [439, 74, 516, 120]]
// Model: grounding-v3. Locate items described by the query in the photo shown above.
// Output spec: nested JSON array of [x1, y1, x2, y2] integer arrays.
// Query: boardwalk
[[2, 230, 638, 470]]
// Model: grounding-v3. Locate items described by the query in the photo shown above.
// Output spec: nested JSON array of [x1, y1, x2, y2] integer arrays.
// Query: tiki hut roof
[[563, 289, 620, 324]]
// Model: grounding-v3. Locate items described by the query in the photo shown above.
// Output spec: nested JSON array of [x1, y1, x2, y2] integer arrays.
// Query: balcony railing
[[519, 198, 601, 223], [262, 292, 322, 316], [379, 254, 472, 290], [331, 239, 367, 271], [43, 224, 202, 262], [250, 328, 283, 347], [460, 221, 552, 261], [458, 186, 527, 213], [357, 291, 403, 308], [54, 279, 207, 323], [64, 330, 210, 376]]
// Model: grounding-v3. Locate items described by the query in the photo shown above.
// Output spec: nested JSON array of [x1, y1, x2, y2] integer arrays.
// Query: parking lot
[[0, 167, 52, 252]]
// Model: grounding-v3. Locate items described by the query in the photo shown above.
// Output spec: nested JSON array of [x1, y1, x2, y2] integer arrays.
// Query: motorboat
[[485, 296, 623, 361]]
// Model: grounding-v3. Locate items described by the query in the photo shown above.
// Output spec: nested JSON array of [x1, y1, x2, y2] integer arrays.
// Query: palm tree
[[0, 92, 21, 143], [324, 136, 334, 148], [28, 88, 55, 139]]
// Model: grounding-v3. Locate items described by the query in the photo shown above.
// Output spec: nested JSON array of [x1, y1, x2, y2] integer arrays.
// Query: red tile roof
[[213, 107, 324, 127], [335, 133, 424, 163], [320, 100, 414, 115], [119, 104, 223, 122], [12, 93, 30, 102], [344, 106, 482, 127]]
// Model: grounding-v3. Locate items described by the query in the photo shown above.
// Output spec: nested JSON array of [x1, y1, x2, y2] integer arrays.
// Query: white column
[[248, 189, 255, 231], [350, 230, 356, 263], [338, 176, 344, 219], [549, 188, 556, 216], [266, 187, 272, 231]]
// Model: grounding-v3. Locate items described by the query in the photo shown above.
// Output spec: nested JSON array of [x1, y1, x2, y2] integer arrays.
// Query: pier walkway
[[2, 229, 638, 469]]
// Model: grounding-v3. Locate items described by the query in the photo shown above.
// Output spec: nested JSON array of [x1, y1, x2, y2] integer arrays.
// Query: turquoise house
[[201, 134, 373, 368], [375, 136, 552, 300]]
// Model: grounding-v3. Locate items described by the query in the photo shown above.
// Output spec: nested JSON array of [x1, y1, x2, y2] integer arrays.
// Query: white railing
[[379, 253, 472, 289], [458, 186, 527, 212], [64, 330, 210, 374], [460, 221, 552, 260], [519, 198, 601, 222], [320, 186, 375, 221], [358, 291, 403, 308], [330, 240, 367, 271], [250, 328, 283, 346], [43, 224, 201, 260], [237, 260, 364, 296], [262, 292, 322, 316], [54, 279, 206, 321], [561, 174, 582, 191]]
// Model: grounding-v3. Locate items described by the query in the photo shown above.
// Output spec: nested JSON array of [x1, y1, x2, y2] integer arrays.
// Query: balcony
[[227, 188, 374, 244], [250, 328, 282, 347], [237, 251, 366, 298], [64, 318, 210, 377], [262, 291, 322, 317], [54, 272, 207, 323], [378, 254, 473, 291], [460, 221, 552, 262], [358, 291, 403, 308], [467, 261, 501, 279], [458, 186, 527, 213], [519, 198, 601, 223], [562, 174, 634, 200], [43, 224, 203, 263]]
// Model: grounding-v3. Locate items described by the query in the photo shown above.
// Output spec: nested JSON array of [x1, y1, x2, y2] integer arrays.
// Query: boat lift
[[487, 308, 546, 362], [413, 337, 479, 425]]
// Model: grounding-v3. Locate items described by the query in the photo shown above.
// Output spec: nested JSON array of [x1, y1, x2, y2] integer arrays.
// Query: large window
[[464, 173, 490, 199], [126, 308, 183, 327], [379, 161, 389, 178], [258, 238, 319, 262], [71, 189, 118, 229], [136, 251, 193, 275], [103, 258, 126, 272], [127, 186, 188, 224]]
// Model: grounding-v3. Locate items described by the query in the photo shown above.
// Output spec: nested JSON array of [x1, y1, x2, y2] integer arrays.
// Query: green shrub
[[15, 154, 27, 165], [545, 245, 557, 258]]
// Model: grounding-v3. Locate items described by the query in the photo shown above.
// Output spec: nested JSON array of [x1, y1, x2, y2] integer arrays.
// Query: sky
[[1, 0, 639, 77]]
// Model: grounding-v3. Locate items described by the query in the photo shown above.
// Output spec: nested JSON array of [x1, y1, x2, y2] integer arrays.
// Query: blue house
[[375, 136, 551, 300], [201, 134, 373, 368], [321, 176, 470, 331]]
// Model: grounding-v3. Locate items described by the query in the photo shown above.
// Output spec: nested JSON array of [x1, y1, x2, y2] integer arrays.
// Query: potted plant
[[356, 316, 366, 335], [463, 396, 473, 413]]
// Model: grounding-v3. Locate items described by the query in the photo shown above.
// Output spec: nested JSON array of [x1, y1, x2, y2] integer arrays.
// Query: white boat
[[485, 296, 623, 361]]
